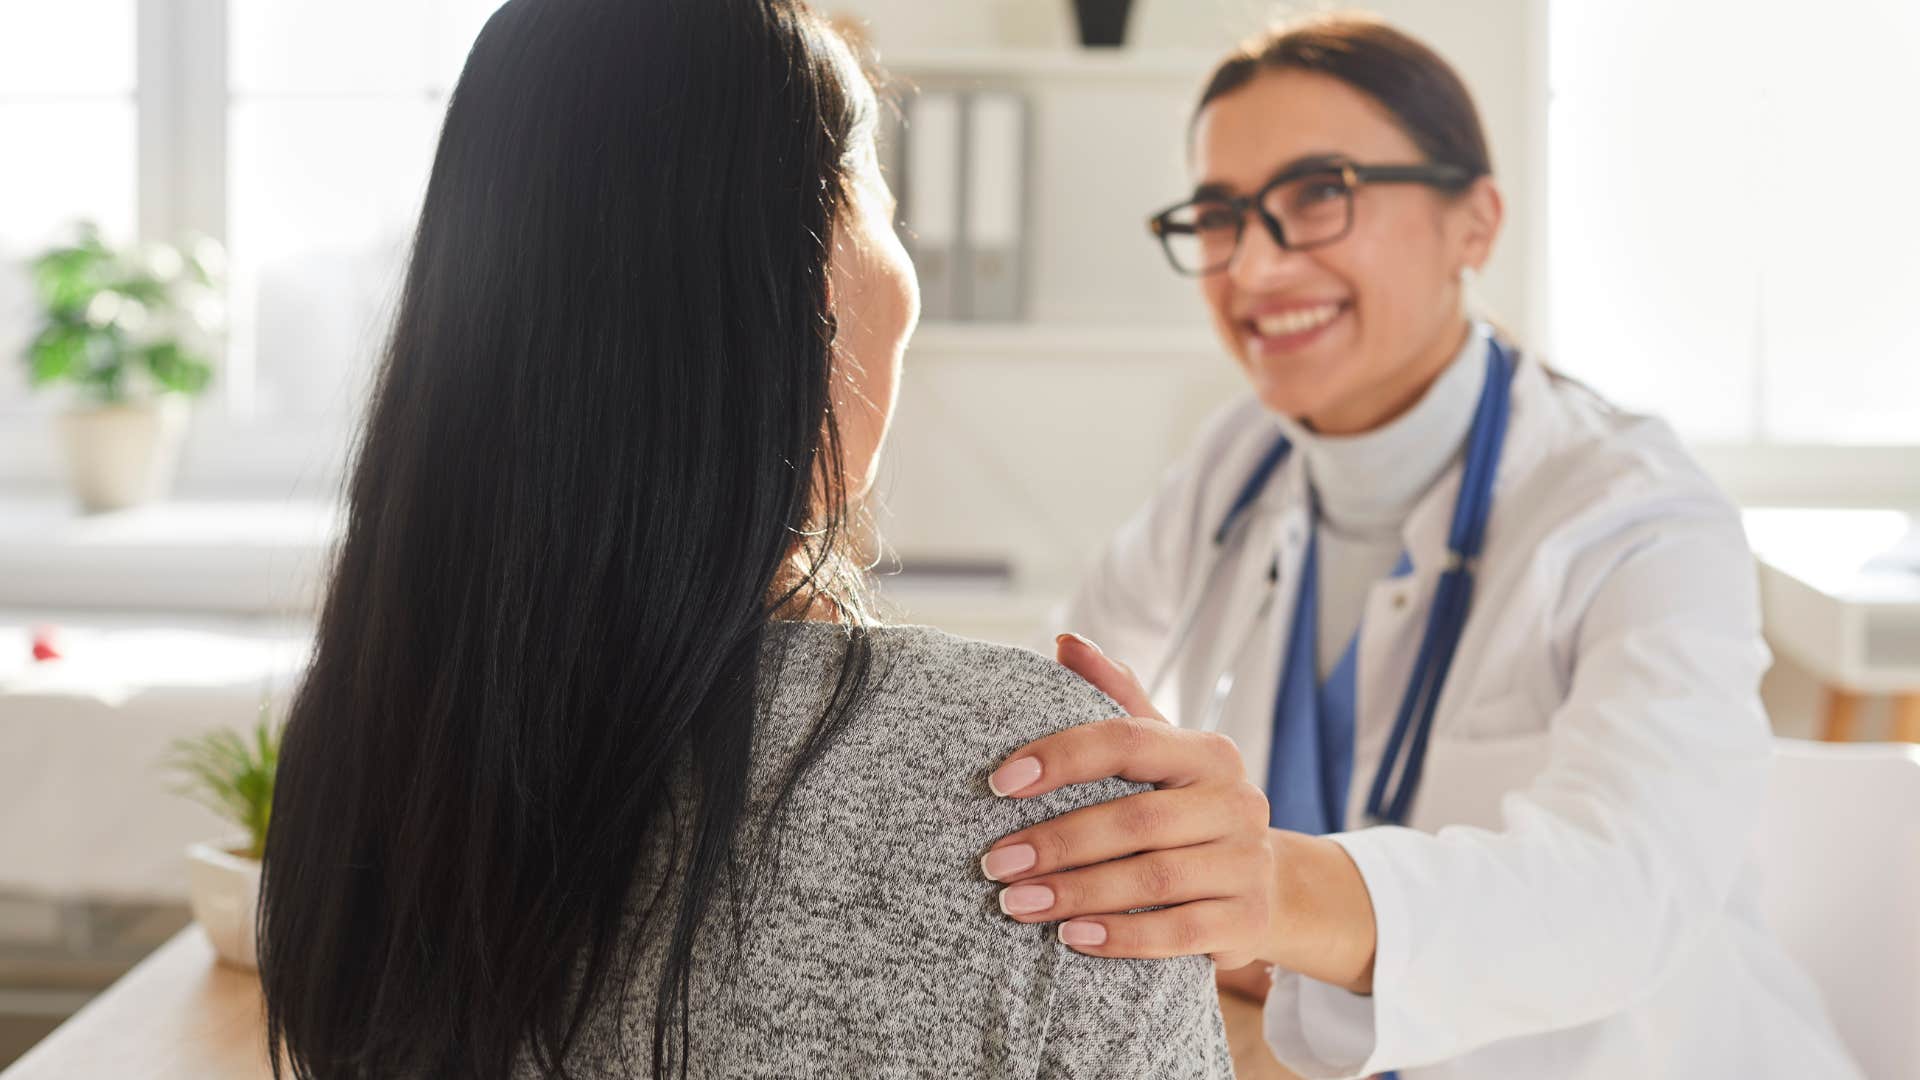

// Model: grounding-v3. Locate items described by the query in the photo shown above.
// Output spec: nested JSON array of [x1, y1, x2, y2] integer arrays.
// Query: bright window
[[223, 0, 500, 421], [1548, 0, 1920, 445], [0, 1, 501, 441], [0, 1, 139, 413]]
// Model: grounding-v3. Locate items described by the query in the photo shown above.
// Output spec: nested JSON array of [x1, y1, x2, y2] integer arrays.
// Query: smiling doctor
[[974, 15, 1858, 1079]]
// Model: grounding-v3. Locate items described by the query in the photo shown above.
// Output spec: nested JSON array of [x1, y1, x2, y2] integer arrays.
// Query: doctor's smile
[[1239, 299, 1351, 358]]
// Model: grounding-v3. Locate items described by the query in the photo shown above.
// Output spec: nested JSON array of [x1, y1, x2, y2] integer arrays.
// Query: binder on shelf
[[901, 91, 963, 322], [960, 91, 1028, 322]]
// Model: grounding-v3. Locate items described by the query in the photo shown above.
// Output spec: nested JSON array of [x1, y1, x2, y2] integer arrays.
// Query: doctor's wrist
[[1264, 829, 1378, 995]]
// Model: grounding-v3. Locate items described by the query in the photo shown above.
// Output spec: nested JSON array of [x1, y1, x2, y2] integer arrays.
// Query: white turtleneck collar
[[1273, 319, 1491, 541]]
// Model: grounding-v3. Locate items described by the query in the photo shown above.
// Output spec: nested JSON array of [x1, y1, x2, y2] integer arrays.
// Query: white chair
[[1757, 737, 1920, 1079]]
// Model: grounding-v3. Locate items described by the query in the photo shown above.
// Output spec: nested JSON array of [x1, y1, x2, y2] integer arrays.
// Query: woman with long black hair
[[255, 1, 1232, 1077]]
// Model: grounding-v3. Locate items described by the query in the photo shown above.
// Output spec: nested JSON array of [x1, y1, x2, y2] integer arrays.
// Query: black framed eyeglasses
[[1147, 158, 1477, 276]]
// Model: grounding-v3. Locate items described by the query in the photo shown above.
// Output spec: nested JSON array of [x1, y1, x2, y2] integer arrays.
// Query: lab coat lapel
[[1194, 451, 1312, 787], [1348, 483, 1450, 820], [1347, 345, 1555, 821]]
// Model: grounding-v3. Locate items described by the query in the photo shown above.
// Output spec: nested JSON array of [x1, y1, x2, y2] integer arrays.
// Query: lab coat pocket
[[1453, 686, 1553, 740], [1416, 694, 1554, 831]]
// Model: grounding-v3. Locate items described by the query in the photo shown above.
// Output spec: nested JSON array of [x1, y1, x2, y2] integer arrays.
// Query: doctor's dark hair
[[258, 1, 878, 1078], [1195, 13, 1493, 181]]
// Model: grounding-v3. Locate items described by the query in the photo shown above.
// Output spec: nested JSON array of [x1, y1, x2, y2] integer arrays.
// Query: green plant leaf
[[182, 253, 214, 287], [22, 223, 226, 402], [142, 341, 214, 395], [161, 713, 282, 860], [26, 325, 87, 385], [74, 327, 133, 404], [30, 247, 110, 316], [115, 275, 170, 307]]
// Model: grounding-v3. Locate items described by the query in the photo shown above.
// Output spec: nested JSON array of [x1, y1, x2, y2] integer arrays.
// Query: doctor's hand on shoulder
[[981, 632, 1379, 995]]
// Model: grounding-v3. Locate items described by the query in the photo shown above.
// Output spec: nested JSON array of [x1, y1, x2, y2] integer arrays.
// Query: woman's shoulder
[[720, 622, 1231, 1077], [765, 621, 1120, 739], [854, 623, 1133, 790], [760, 620, 1147, 833], [871, 622, 1119, 718], [845, 626, 1233, 1074]]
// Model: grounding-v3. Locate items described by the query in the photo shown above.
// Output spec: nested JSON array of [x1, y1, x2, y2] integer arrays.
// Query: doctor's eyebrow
[[1190, 152, 1351, 201]]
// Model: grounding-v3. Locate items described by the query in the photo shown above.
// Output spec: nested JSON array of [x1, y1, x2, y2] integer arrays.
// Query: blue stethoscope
[[1144, 337, 1516, 828]]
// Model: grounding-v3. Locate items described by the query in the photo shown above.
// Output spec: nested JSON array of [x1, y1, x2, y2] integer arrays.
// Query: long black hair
[[257, 1, 878, 1076]]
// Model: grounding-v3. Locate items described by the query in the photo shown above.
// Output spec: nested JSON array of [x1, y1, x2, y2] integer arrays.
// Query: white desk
[[0, 613, 310, 901], [0, 498, 336, 615], [0, 928, 277, 1079], [1745, 508, 1920, 741]]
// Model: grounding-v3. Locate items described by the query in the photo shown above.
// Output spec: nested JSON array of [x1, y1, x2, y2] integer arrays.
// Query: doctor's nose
[[1228, 215, 1313, 290]]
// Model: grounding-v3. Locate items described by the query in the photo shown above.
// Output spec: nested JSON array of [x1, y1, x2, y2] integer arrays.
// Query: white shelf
[[0, 497, 336, 615], [879, 48, 1218, 85], [908, 321, 1217, 358], [1745, 508, 1920, 692]]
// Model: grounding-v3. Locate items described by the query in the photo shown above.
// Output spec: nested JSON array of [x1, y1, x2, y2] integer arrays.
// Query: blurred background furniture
[[1746, 509, 1920, 743], [0, 612, 308, 901], [0, 928, 275, 1079], [1756, 738, 1920, 1079], [0, 606, 306, 1065]]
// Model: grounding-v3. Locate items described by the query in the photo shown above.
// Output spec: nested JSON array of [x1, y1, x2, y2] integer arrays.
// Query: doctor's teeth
[[1255, 305, 1340, 337]]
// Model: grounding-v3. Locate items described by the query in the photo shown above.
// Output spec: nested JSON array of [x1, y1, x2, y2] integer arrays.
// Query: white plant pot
[[56, 396, 190, 513], [186, 839, 262, 970]]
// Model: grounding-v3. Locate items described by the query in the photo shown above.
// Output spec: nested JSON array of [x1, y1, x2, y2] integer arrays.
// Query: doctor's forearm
[[1263, 829, 1377, 994]]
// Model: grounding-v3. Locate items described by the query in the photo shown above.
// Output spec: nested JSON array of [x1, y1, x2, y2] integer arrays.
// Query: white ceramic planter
[[186, 839, 262, 970], [57, 396, 190, 513]]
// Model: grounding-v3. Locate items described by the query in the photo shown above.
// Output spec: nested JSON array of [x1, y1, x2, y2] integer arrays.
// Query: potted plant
[[22, 221, 225, 513], [164, 709, 279, 970]]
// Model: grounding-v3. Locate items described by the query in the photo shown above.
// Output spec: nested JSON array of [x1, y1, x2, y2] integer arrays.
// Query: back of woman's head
[[258, 1, 877, 1076]]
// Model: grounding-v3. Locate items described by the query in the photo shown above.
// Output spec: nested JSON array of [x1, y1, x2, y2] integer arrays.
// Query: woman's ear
[[1456, 175, 1504, 273]]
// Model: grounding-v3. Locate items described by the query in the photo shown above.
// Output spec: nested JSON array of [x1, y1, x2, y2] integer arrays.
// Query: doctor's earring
[[1457, 264, 1480, 313]]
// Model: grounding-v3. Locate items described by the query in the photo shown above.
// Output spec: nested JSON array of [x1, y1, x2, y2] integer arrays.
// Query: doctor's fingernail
[[999, 885, 1054, 916], [1055, 632, 1106, 656], [988, 756, 1042, 796], [1059, 921, 1106, 947], [981, 844, 1036, 881]]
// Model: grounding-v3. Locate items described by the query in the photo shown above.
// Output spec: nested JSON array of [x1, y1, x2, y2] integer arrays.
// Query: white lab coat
[[1061, 347, 1860, 1078]]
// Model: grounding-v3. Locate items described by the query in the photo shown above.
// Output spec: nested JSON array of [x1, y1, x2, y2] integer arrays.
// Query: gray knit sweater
[[518, 621, 1233, 1078]]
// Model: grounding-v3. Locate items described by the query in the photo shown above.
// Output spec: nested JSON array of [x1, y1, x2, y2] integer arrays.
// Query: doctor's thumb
[[1055, 633, 1166, 723]]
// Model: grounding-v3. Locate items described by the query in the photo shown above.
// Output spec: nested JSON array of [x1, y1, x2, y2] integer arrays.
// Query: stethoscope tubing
[[1142, 339, 1517, 825]]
